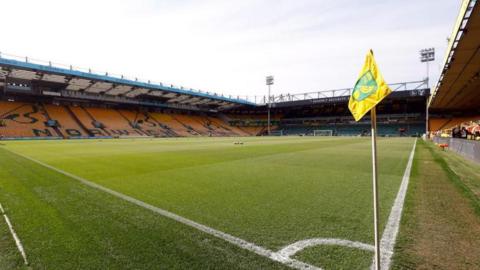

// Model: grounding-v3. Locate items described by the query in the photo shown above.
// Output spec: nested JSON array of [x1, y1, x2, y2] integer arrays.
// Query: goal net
[[313, 130, 333, 136], [270, 130, 284, 136]]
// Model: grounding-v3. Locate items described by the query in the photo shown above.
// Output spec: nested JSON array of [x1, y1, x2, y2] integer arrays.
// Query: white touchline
[[0, 203, 29, 265], [370, 139, 417, 270], [3, 138, 416, 270]]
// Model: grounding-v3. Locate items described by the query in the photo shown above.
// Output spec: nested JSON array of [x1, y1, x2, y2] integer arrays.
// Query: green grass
[[0, 146, 289, 270], [0, 136, 415, 269], [391, 140, 480, 269], [429, 143, 480, 215]]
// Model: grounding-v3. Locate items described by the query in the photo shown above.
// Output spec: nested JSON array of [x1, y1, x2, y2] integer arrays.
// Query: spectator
[[461, 127, 467, 139], [452, 127, 460, 138]]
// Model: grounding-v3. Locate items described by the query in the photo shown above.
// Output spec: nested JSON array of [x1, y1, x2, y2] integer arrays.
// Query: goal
[[270, 130, 284, 136], [313, 130, 333, 136]]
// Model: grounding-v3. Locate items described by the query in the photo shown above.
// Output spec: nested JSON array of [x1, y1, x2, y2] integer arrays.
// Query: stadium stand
[[83, 107, 147, 137], [44, 104, 89, 138], [68, 106, 111, 137], [117, 109, 171, 137], [174, 114, 212, 136], [0, 94, 428, 139], [0, 101, 58, 138], [0, 51, 430, 140], [207, 117, 250, 136], [428, 0, 480, 163], [149, 112, 196, 137]]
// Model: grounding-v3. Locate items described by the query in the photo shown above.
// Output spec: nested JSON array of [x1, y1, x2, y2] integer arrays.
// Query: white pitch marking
[[4, 148, 320, 270], [370, 139, 417, 270], [3, 138, 417, 270], [277, 238, 374, 258], [0, 203, 29, 265]]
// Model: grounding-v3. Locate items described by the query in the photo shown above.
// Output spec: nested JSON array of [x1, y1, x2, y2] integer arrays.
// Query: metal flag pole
[[371, 106, 381, 270]]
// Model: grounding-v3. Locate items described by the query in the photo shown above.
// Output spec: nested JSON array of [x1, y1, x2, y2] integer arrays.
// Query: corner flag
[[348, 50, 392, 121], [349, 50, 392, 270]]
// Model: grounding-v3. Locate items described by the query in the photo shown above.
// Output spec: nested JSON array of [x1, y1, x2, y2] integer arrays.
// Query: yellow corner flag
[[348, 50, 392, 121]]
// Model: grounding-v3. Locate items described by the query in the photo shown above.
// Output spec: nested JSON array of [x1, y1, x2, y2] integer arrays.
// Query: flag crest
[[348, 50, 392, 121]]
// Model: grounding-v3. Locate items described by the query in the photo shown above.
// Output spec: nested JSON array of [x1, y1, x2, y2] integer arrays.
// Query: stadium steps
[[197, 118, 219, 136], [438, 118, 454, 131], [216, 114, 246, 135], [171, 114, 203, 136], [234, 126, 253, 136], [149, 112, 192, 137], [45, 104, 90, 138], [115, 109, 152, 137], [81, 107, 112, 136], [39, 103, 65, 138], [206, 117, 236, 136], [143, 112, 178, 137], [179, 114, 211, 136], [193, 116, 232, 136], [215, 114, 250, 136], [65, 106, 95, 137], [211, 116, 250, 136], [188, 115, 215, 135], [69, 106, 111, 137], [84, 107, 147, 137]]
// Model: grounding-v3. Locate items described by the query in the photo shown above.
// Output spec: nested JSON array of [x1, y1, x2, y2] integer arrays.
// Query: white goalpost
[[270, 130, 284, 136], [313, 130, 333, 136]]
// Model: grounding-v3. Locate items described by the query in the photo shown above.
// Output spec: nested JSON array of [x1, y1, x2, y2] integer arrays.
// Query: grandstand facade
[[227, 81, 428, 137], [428, 0, 480, 132], [427, 0, 480, 162], [0, 53, 428, 139]]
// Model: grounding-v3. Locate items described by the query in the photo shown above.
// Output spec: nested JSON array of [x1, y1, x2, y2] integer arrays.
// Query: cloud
[[1, 0, 461, 97]]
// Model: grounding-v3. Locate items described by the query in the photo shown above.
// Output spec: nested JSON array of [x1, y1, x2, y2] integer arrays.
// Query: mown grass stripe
[[2, 147, 320, 270]]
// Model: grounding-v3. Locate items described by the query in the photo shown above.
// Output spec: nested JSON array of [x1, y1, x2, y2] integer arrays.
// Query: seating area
[[83, 107, 147, 137], [0, 101, 59, 138], [279, 123, 424, 137], [226, 112, 425, 137], [44, 105, 89, 137], [226, 114, 280, 136], [0, 101, 248, 139], [0, 101, 426, 139]]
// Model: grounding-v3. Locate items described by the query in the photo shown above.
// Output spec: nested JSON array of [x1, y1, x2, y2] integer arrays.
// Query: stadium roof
[[0, 53, 255, 111], [429, 0, 480, 111]]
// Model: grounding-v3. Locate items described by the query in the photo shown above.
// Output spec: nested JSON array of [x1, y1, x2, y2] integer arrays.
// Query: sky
[[1, 0, 461, 99]]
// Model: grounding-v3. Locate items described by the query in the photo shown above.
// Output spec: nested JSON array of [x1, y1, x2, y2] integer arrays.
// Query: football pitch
[[0, 137, 416, 270]]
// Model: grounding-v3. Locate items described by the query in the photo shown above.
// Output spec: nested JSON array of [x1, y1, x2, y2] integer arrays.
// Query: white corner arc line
[[277, 238, 374, 258], [370, 139, 417, 270], [3, 148, 320, 270], [0, 203, 29, 265]]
